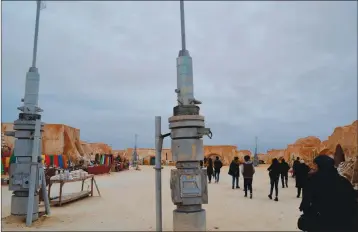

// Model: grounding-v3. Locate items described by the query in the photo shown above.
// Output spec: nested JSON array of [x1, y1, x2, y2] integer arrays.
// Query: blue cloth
[[58, 154, 64, 168]]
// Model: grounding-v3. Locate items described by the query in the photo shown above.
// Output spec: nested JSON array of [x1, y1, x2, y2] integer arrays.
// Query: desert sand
[[1, 165, 302, 231]]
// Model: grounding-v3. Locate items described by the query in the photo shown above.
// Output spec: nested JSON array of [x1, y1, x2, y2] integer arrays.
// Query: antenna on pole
[[180, 0, 186, 52], [31, 1, 46, 68], [253, 136, 259, 167]]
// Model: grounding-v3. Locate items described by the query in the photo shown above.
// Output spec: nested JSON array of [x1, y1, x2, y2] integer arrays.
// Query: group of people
[[203, 154, 357, 231], [204, 155, 256, 198], [267, 155, 357, 231], [203, 156, 223, 183]]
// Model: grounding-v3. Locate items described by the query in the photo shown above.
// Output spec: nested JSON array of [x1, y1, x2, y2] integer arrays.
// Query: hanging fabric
[[50, 155, 54, 166], [58, 155, 64, 168], [5, 157, 10, 168], [53, 155, 59, 167], [10, 153, 16, 165], [62, 155, 68, 169], [45, 155, 51, 166], [1, 161, 4, 175]]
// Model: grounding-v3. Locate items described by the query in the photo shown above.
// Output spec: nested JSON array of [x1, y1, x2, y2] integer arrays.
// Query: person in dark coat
[[280, 158, 290, 188], [228, 156, 240, 189], [295, 159, 310, 198], [292, 157, 300, 177], [199, 160, 203, 168], [267, 158, 280, 201], [214, 156, 223, 183], [298, 155, 357, 232], [206, 158, 214, 183], [241, 155, 255, 198]]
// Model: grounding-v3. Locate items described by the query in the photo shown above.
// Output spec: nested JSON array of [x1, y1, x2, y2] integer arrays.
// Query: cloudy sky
[[2, 1, 357, 153]]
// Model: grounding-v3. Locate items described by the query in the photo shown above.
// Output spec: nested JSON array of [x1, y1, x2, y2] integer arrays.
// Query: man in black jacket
[[228, 157, 240, 189], [293, 157, 300, 178], [214, 156, 223, 183], [280, 158, 290, 188]]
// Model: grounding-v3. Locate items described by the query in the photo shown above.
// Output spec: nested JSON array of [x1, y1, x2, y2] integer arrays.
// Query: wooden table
[[48, 174, 100, 206]]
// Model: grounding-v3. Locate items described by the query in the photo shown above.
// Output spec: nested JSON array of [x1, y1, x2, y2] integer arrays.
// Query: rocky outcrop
[[266, 120, 357, 165], [1, 123, 112, 163], [319, 120, 357, 157]]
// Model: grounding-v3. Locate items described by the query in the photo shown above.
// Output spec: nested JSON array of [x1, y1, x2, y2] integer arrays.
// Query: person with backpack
[[298, 155, 357, 231], [214, 156, 223, 183], [267, 158, 280, 201], [241, 155, 255, 198], [228, 157, 240, 189], [280, 158, 290, 188]]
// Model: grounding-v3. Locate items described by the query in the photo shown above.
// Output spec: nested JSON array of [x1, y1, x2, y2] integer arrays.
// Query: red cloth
[[45, 155, 51, 166], [53, 155, 59, 167], [63, 156, 68, 169]]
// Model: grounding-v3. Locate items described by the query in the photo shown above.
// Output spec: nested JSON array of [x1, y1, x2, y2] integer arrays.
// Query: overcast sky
[[2, 1, 357, 153]]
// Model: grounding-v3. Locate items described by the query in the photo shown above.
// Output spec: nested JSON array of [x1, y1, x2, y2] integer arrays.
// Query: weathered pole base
[[173, 209, 206, 231], [11, 195, 39, 222]]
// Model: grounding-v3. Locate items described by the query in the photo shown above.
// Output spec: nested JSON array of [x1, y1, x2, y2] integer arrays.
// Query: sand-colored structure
[[265, 120, 357, 164], [1, 123, 112, 162], [120, 146, 248, 165]]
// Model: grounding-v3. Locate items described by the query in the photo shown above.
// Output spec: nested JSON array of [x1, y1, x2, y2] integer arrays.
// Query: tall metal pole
[[32, 1, 41, 68], [179, 1, 186, 51], [154, 117, 163, 232], [253, 136, 259, 167], [5, 1, 50, 226], [169, 1, 212, 231]]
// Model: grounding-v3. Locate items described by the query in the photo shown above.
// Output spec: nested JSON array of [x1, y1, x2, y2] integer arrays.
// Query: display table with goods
[[48, 169, 101, 206]]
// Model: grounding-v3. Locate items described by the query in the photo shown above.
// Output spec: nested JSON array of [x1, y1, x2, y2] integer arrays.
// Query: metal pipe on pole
[[155, 116, 163, 231]]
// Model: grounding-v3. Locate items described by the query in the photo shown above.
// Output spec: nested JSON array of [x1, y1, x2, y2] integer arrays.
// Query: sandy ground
[[1, 165, 302, 231]]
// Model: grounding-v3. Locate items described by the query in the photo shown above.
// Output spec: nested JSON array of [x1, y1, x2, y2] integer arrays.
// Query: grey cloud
[[2, 1, 357, 152]]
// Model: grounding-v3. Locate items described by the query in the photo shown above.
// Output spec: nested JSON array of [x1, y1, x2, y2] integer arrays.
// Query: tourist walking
[[206, 158, 214, 183], [295, 159, 310, 198], [228, 157, 240, 189], [280, 158, 290, 188], [267, 158, 280, 201], [214, 156, 223, 183], [292, 157, 300, 177], [241, 155, 255, 199], [298, 155, 357, 232]]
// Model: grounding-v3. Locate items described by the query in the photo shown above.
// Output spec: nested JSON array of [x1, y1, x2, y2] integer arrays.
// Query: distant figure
[[206, 158, 214, 183], [295, 159, 310, 198], [203, 157, 208, 167], [199, 160, 204, 168], [292, 157, 300, 177], [241, 155, 255, 199], [228, 157, 240, 189], [298, 155, 357, 232], [267, 158, 280, 201], [214, 156, 223, 183], [280, 158, 290, 188]]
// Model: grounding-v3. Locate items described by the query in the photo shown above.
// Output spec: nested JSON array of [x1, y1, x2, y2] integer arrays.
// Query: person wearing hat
[[298, 155, 357, 231], [295, 159, 310, 198]]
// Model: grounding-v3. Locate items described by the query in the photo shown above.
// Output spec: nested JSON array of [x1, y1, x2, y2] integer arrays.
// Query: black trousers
[[208, 173, 213, 182], [270, 178, 279, 197], [281, 172, 288, 187], [297, 187, 302, 197], [244, 178, 253, 194], [232, 175, 239, 188], [214, 170, 220, 182]]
